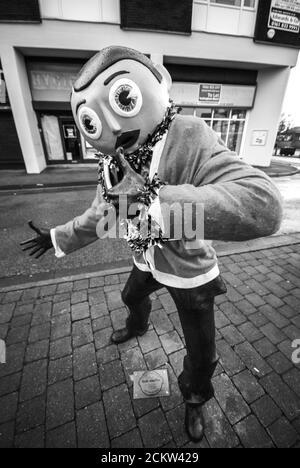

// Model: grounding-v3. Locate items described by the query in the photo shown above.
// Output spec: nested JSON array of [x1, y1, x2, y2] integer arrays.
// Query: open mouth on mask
[[115, 129, 140, 150]]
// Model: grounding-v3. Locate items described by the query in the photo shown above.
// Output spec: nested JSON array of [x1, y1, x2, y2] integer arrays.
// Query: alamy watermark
[[291, 339, 300, 365], [95, 198, 205, 248], [0, 339, 6, 364]]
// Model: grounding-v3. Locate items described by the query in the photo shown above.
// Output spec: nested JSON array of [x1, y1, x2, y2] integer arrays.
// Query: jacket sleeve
[[158, 136, 283, 242], [54, 185, 112, 255]]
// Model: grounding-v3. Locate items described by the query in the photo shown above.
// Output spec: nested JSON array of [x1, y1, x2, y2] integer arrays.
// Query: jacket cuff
[[50, 228, 65, 258]]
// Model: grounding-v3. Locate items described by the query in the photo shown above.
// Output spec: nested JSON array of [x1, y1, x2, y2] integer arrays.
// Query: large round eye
[[109, 78, 142, 117], [78, 107, 102, 140]]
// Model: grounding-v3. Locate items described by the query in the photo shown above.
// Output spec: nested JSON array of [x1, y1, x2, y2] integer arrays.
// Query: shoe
[[111, 324, 149, 344], [185, 403, 205, 442]]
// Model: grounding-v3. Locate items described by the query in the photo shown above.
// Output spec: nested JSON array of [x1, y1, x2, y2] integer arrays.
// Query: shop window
[[181, 107, 247, 155]]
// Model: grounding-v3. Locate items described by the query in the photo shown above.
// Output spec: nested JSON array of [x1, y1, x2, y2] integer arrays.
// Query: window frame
[[193, 0, 257, 11]]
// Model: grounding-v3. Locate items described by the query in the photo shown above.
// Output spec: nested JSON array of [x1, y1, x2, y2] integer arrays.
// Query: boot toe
[[185, 404, 205, 442]]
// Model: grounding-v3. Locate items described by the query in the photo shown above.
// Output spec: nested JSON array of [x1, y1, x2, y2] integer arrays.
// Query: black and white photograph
[[0, 0, 299, 452]]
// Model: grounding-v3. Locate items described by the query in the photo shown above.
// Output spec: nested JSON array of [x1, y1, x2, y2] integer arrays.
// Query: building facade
[[0, 0, 299, 173]]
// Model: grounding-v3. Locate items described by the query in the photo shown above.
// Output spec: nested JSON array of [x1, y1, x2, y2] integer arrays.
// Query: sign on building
[[255, 0, 300, 48]]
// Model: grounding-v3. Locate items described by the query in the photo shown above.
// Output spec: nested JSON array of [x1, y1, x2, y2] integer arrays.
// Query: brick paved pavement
[[0, 243, 299, 448]]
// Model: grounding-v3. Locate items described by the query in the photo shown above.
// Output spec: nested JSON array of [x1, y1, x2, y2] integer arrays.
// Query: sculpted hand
[[20, 221, 53, 259], [107, 147, 145, 208]]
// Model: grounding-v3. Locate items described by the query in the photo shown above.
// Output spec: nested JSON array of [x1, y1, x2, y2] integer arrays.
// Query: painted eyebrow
[[104, 70, 130, 86], [75, 99, 87, 114]]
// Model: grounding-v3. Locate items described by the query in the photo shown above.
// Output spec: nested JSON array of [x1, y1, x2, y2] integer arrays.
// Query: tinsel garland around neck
[[97, 100, 179, 203]]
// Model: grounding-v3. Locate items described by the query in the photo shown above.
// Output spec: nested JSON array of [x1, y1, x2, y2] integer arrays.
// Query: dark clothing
[[122, 265, 227, 404]]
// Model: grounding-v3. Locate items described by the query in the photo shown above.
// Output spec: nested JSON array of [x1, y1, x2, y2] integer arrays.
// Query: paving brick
[[234, 299, 256, 316], [0, 421, 14, 448], [264, 280, 288, 298], [111, 427, 143, 448], [16, 396, 46, 433], [88, 288, 106, 306], [168, 349, 185, 378], [11, 312, 32, 328], [75, 375, 101, 410], [7, 325, 30, 345], [243, 293, 265, 308], [3, 291, 22, 303], [0, 303, 15, 324], [138, 329, 161, 354], [267, 352, 293, 375], [259, 304, 290, 329], [15, 425, 45, 448], [105, 274, 119, 286], [202, 398, 239, 448], [169, 312, 183, 338], [213, 373, 250, 425], [225, 286, 243, 303], [89, 276, 105, 288], [71, 290, 88, 305], [260, 373, 299, 420], [105, 289, 124, 311], [283, 294, 300, 310], [110, 307, 127, 331], [73, 343, 97, 381], [0, 343, 25, 378], [46, 379, 74, 430], [139, 408, 172, 448], [235, 415, 274, 448], [159, 293, 177, 314], [151, 308, 174, 335], [283, 324, 300, 341], [219, 302, 246, 326], [283, 368, 300, 398], [248, 311, 269, 328], [20, 359, 47, 402], [121, 346, 145, 386], [92, 315, 111, 332], [235, 341, 272, 377], [71, 302, 90, 321], [252, 337, 277, 358], [56, 282, 73, 293], [32, 302, 52, 326], [51, 301, 71, 317], [263, 294, 285, 309], [219, 325, 244, 347], [251, 394, 282, 428], [99, 359, 125, 391], [104, 383, 136, 439], [267, 416, 299, 448], [166, 404, 189, 447], [94, 326, 113, 350], [261, 323, 287, 345], [215, 309, 230, 329], [29, 322, 51, 344], [77, 401, 109, 448], [73, 279, 89, 291], [25, 340, 48, 364], [0, 392, 18, 424], [96, 344, 119, 365], [233, 370, 265, 404], [0, 372, 21, 398], [90, 302, 109, 320], [49, 336, 72, 360], [160, 331, 183, 355], [72, 318, 93, 348], [217, 340, 245, 377], [46, 421, 76, 448], [53, 292, 71, 303], [246, 279, 269, 296], [145, 347, 168, 370], [48, 356, 73, 385], [21, 288, 40, 303], [238, 322, 263, 343]]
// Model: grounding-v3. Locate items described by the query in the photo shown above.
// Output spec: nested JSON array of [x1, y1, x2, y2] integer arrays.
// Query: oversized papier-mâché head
[[71, 46, 172, 156]]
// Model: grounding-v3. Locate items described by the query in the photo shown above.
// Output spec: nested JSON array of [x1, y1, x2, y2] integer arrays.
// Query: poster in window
[[255, 0, 300, 48]]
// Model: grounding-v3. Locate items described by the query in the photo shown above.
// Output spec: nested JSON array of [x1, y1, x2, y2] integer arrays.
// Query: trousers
[[122, 265, 227, 404]]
